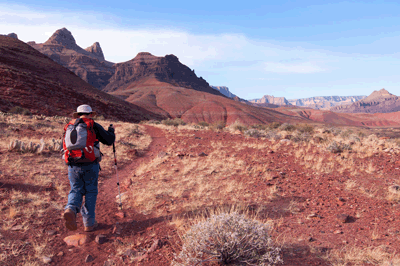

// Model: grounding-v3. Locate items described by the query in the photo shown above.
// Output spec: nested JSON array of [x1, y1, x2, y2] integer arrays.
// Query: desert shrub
[[162, 118, 186, 127], [268, 122, 281, 129], [265, 131, 281, 140], [340, 129, 353, 139], [129, 125, 142, 136], [292, 132, 312, 143], [279, 123, 296, 132], [211, 121, 226, 130], [172, 212, 282, 266], [231, 120, 248, 133], [251, 124, 268, 130], [95, 114, 106, 121], [326, 141, 352, 153], [244, 129, 263, 138], [296, 123, 314, 134], [144, 120, 161, 125], [198, 121, 209, 127], [9, 106, 31, 115], [329, 127, 342, 136]]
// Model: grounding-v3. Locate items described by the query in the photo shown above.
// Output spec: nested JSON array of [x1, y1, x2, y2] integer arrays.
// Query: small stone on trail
[[103, 260, 112, 266], [308, 237, 315, 242], [147, 239, 160, 253], [85, 254, 95, 263], [112, 223, 121, 235], [10, 225, 23, 231], [57, 251, 64, 256], [95, 234, 107, 244], [198, 152, 208, 157], [336, 214, 350, 223], [124, 249, 136, 257], [334, 230, 343, 234], [115, 211, 125, 219], [47, 230, 57, 236], [158, 151, 168, 158], [389, 185, 400, 194], [42, 256, 52, 264], [63, 234, 90, 247]]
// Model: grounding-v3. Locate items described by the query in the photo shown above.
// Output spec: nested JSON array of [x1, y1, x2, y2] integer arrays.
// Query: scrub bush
[[172, 212, 282, 266]]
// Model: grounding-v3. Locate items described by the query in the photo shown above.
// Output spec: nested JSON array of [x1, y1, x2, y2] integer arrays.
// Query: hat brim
[[73, 111, 97, 118]]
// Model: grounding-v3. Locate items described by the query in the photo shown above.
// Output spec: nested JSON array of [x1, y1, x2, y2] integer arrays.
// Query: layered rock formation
[[28, 28, 114, 90], [250, 95, 291, 106], [331, 89, 400, 113], [0, 36, 162, 122], [104, 52, 222, 96], [1, 33, 18, 39], [289, 96, 366, 110], [103, 53, 304, 125], [211, 86, 237, 98]]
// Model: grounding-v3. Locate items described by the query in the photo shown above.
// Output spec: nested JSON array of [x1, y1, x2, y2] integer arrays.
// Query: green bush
[[296, 123, 314, 134], [162, 118, 186, 127], [269, 122, 281, 129], [9, 106, 31, 115], [198, 121, 209, 127], [172, 212, 282, 266], [251, 124, 268, 130], [279, 123, 296, 132], [326, 141, 352, 153], [211, 121, 226, 130]]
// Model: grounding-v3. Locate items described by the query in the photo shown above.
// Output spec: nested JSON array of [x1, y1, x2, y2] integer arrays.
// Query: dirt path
[[53, 125, 168, 265]]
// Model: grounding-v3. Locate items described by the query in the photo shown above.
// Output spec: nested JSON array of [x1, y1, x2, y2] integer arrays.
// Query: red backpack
[[63, 118, 98, 164]]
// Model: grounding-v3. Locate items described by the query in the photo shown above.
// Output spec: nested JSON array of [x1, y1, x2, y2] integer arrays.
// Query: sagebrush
[[173, 212, 282, 266]]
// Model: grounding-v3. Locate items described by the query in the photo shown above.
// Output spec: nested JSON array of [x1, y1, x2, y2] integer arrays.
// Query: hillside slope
[[0, 35, 164, 122]]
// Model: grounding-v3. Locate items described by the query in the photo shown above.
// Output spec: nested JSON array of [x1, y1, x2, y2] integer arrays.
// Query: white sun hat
[[73, 104, 97, 118]]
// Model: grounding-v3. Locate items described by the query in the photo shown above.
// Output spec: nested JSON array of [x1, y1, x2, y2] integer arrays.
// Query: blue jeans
[[65, 163, 99, 227]]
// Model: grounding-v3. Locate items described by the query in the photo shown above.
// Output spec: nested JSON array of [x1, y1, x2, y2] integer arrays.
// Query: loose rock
[[124, 249, 136, 257], [47, 230, 57, 236], [198, 152, 208, 157], [42, 256, 52, 264], [10, 225, 23, 231], [115, 211, 125, 219], [95, 234, 107, 244], [85, 254, 94, 263], [57, 251, 64, 256], [112, 223, 121, 235], [63, 234, 90, 247], [336, 214, 350, 223]]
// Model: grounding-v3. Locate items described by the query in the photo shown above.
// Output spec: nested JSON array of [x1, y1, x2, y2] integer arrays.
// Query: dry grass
[[325, 245, 400, 266]]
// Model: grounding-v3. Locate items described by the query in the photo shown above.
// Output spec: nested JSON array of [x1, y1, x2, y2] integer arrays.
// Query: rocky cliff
[[288, 95, 366, 110], [331, 89, 400, 113], [28, 28, 114, 90], [1, 33, 18, 39], [211, 86, 237, 98], [250, 95, 291, 106], [104, 52, 223, 96]]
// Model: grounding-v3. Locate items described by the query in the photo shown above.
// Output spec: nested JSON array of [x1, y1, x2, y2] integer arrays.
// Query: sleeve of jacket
[[93, 122, 115, 145]]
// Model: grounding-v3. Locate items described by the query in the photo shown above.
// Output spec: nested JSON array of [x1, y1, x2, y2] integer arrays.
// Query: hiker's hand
[[108, 125, 115, 133]]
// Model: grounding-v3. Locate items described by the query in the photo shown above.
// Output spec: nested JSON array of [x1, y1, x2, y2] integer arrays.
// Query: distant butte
[[28, 28, 114, 90], [331, 88, 400, 113]]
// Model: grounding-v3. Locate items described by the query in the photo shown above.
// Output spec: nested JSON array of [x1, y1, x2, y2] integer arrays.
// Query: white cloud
[[264, 61, 325, 74]]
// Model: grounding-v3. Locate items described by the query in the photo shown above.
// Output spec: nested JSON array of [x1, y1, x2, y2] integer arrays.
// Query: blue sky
[[2, 1, 400, 99]]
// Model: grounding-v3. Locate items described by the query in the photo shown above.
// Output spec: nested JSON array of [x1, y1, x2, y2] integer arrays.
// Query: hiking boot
[[84, 221, 98, 232], [63, 209, 77, 231]]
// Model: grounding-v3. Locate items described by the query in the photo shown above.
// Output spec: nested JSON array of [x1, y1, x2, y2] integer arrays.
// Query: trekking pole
[[111, 124, 122, 210]]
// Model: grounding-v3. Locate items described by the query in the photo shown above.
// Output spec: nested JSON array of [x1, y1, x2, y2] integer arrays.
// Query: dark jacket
[[93, 122, 115, 146]]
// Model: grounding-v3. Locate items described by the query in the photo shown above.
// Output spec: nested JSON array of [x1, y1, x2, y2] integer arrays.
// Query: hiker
[[62, 104, 115, 232]]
